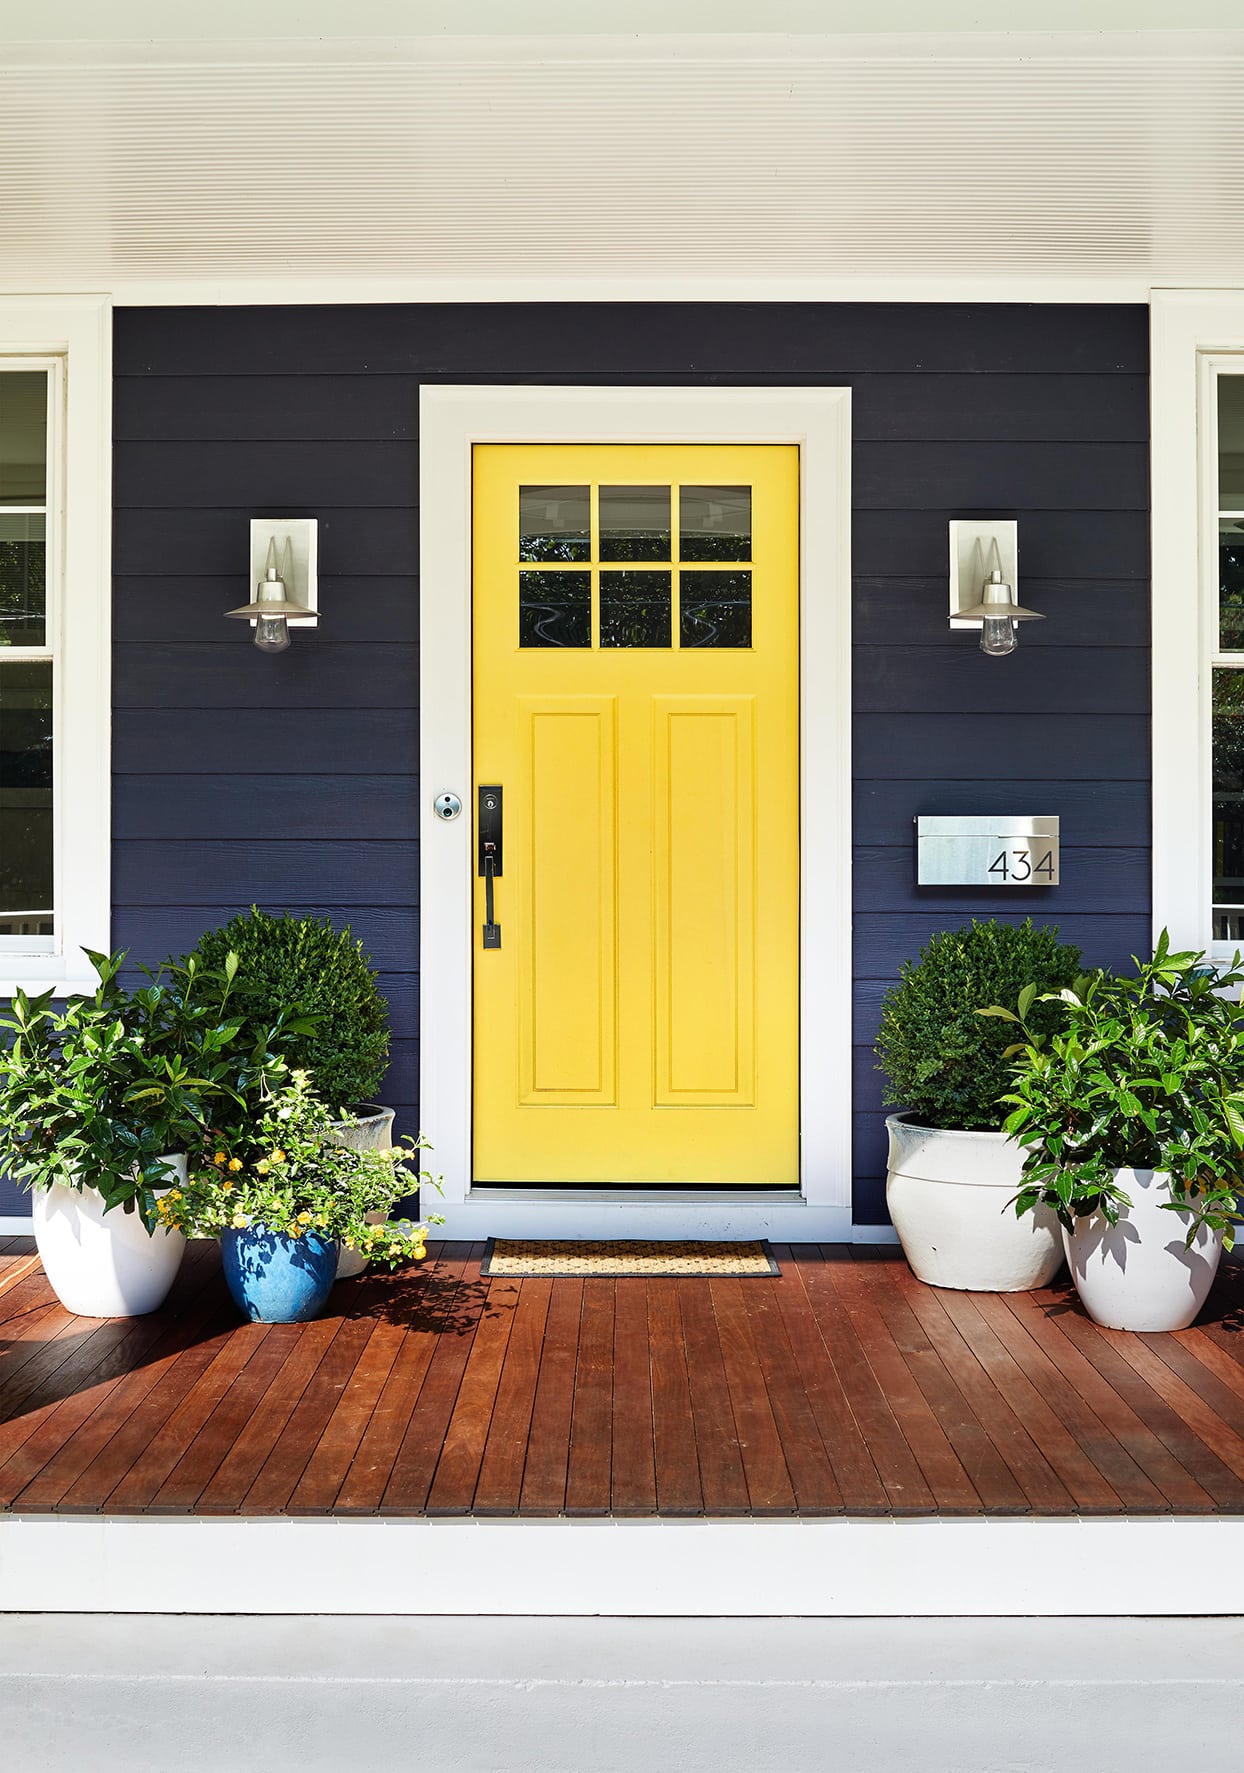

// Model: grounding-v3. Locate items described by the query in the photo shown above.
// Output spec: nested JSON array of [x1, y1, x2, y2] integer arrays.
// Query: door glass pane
[[1222, 522, 1244, 653], [520, 569, 591, 648], [519, 485, 590, 563], [681, 570, 752, 649], [0, 372, 47, 507], [600, 571, 671, 648], [599, 486, 670, 562], [0, 513, 46, 648], [0, 660, 53, 936], [1220, 377, 1244, 507], [680, 485, 751, 563]]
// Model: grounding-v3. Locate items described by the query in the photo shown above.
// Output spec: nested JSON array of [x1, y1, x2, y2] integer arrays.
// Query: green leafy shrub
[[983, 931, 1244, 1244], [187, 909, 390, 1112], [875, 919, 1082, 1131]]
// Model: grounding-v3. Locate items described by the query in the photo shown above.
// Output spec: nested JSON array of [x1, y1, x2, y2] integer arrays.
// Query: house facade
[[0, 16, 1238, 1247]]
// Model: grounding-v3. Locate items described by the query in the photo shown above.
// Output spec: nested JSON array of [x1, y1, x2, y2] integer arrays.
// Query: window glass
[[0, 372, 47, 507], [0, 660, 52, 937], [680, 569, 752, 648], [0, 512, 46, 649], [679, 485, 751, 563], [519, 485, 590, 563], [600, 571, 671, 648], [519, 569, 591, 648], [599, 486, 670, 562]]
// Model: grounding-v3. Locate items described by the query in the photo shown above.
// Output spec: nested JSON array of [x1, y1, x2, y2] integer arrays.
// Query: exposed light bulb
[[980, 612, 1017, 656], [254, 614, 291, 653]]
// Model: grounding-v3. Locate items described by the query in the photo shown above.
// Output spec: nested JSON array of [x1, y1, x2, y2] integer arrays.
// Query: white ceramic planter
[[329, 1104, 396, 1279], [32, 1155, 188, 1318], [885, 1114, 1064, 1292], [1064, 1167, 1223, 1331]]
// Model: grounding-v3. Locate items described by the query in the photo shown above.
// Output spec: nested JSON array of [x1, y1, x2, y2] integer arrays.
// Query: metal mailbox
[[915, 815, 1060, 887]]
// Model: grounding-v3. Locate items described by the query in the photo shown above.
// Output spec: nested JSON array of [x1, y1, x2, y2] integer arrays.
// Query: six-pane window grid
[[517, 483, 753, 650], [0, 369, 53, 946]]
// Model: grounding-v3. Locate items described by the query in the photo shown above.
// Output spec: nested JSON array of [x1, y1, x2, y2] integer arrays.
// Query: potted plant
[[983, 932, 1244, 1331], [185, 908, 400, 1277], [875, 919, 1083, 1291], [0, 947, 264, 1316], [164, 1068, 443, 1323]]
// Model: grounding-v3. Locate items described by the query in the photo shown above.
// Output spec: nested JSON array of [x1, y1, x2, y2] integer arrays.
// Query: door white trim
[[419, 385, 853, 1238]]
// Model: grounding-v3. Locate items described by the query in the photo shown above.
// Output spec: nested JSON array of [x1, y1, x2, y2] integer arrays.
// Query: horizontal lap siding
[[41, 301, 1144, 1230]]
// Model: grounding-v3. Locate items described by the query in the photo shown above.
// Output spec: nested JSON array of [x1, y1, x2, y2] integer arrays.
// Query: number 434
[[989, 849, 1056, 882]]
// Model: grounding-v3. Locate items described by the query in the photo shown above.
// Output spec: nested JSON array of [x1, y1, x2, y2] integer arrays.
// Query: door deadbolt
[[433, 792, 462, 822]]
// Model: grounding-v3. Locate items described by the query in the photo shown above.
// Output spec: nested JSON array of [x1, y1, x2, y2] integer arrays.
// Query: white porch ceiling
[[3, 29, 1244, 296]]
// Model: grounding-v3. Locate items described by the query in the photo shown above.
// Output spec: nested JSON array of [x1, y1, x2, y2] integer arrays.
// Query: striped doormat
[[481, 1238, 780, 1278]]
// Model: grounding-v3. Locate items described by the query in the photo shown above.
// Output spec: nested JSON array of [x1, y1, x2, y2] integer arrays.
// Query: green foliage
[[983, 930, 1244, 1248], [186, 909, 391, 1112], [0, 947, 283, 1230], [164, 1068, 442, 1266], [875, 920, 1083, 1131]]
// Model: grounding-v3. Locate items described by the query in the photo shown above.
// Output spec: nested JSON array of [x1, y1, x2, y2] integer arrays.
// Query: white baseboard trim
[[0, 1217, 32, 1236], [850, 1224, 900, 1244], [2, 1515, 1242, 1617]]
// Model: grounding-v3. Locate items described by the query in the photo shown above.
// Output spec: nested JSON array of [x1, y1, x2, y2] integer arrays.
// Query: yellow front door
[[472, 443, 799, 1186]]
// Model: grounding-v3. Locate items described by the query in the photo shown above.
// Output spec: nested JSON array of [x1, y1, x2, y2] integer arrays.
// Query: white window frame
[[419, 385, 853, 1240], [0, 297, 110, 997]]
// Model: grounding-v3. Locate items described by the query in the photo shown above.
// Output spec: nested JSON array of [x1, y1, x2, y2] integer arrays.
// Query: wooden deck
[[5, 1235, 1244, 1518]]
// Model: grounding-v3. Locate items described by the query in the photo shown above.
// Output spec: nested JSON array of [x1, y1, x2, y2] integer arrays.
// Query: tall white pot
[[1064, 1168, 1223, 1331], [885, 1114, 1063, 1292], [329, 1105, 396, 1279], [33, 1156, 188, 1318]]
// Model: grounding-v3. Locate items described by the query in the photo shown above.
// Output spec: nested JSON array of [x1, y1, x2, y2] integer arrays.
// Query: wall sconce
[[226, 519, 319, 654], [948, 520, 1043, 657]]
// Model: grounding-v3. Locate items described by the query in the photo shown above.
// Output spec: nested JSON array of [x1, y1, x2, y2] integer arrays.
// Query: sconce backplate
[[249, 517, 319, 627], [949, 519, 1018, 629]]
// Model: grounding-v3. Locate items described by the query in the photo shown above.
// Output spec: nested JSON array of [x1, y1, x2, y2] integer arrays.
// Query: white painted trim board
[[2, 1515, 1243, 1617]]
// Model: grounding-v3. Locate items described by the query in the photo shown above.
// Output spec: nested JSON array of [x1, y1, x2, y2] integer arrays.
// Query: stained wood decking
[[4, 1237, 1244, 1517]]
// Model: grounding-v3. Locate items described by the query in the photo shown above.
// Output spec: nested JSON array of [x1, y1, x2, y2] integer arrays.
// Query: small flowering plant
[[160, 1070, 443, 1267]]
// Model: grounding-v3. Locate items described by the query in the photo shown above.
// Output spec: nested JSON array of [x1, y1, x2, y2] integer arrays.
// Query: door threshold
[[467, 1187, 806, 1206]]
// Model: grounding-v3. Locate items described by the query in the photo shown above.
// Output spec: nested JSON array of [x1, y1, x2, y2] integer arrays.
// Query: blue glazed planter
[[220, 1224, 340, 1323]]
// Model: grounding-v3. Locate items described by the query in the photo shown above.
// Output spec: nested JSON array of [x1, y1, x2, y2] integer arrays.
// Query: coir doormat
[[481, 1238, 780, 1278]]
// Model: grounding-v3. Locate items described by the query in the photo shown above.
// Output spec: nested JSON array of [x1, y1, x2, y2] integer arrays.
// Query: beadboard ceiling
[[3, 29, 1244, 296]]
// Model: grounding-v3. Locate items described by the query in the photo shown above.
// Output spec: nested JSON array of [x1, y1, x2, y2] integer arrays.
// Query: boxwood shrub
[[875, 919, 1083, 1131], [188, 908, 390, 1113]]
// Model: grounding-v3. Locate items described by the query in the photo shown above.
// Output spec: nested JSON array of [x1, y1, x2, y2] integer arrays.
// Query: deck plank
[[380, 1243, 489, 1514], [518, 1278, 584, 1516], [335, 1245, 476, 1515], [709, 1278, 797, 1514], [785, 1248, 936, 1515], [735, 1275, 843, 1516], [425, 1274, 522, 1515], [768, 1245, 890, 1515], [564, 1279, 616, 1517], [473, 1278, 552, 1516], [876, 1257, 1078, 1513], [610, 1278, 657, 1516], [964, 1290, 1163, 1511], [999, 1289, 1221, 1512], [677, 1274, 750, 1515], [646, 1279, 703, 1516]]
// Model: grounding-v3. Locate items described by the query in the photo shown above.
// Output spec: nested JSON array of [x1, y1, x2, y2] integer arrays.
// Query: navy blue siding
[[0, 303, 1150, 1222]]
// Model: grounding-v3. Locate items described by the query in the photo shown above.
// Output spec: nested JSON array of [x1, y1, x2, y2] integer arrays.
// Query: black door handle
[[478, 785, 502, 949]]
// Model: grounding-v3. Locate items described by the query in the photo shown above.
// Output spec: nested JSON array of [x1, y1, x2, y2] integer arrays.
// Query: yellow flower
[[315, 1214, 327, 1228], [413, 1244, 427, 1262], [231, 1211, 248, 1229], [214, 1151, 227, 1167], [297, 1210, 313, 1225], [272, 1149, 286, 1164], [220, 1179, 233, 1194], [255, 1160, 270, 1176], [228, 1158, 243, 1173], [166, 1188, 181, 1202]]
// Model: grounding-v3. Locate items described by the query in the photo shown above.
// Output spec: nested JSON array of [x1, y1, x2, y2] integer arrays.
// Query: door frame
[[420, 385, 853, 1239]]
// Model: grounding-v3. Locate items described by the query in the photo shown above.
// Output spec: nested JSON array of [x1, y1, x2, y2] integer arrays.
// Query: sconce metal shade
[[225, 539, 317, 623], [950, 571, 1044, 626]]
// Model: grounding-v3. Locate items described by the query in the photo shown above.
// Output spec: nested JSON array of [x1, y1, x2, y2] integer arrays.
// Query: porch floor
[[4, 1237, 1244, 1518]]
